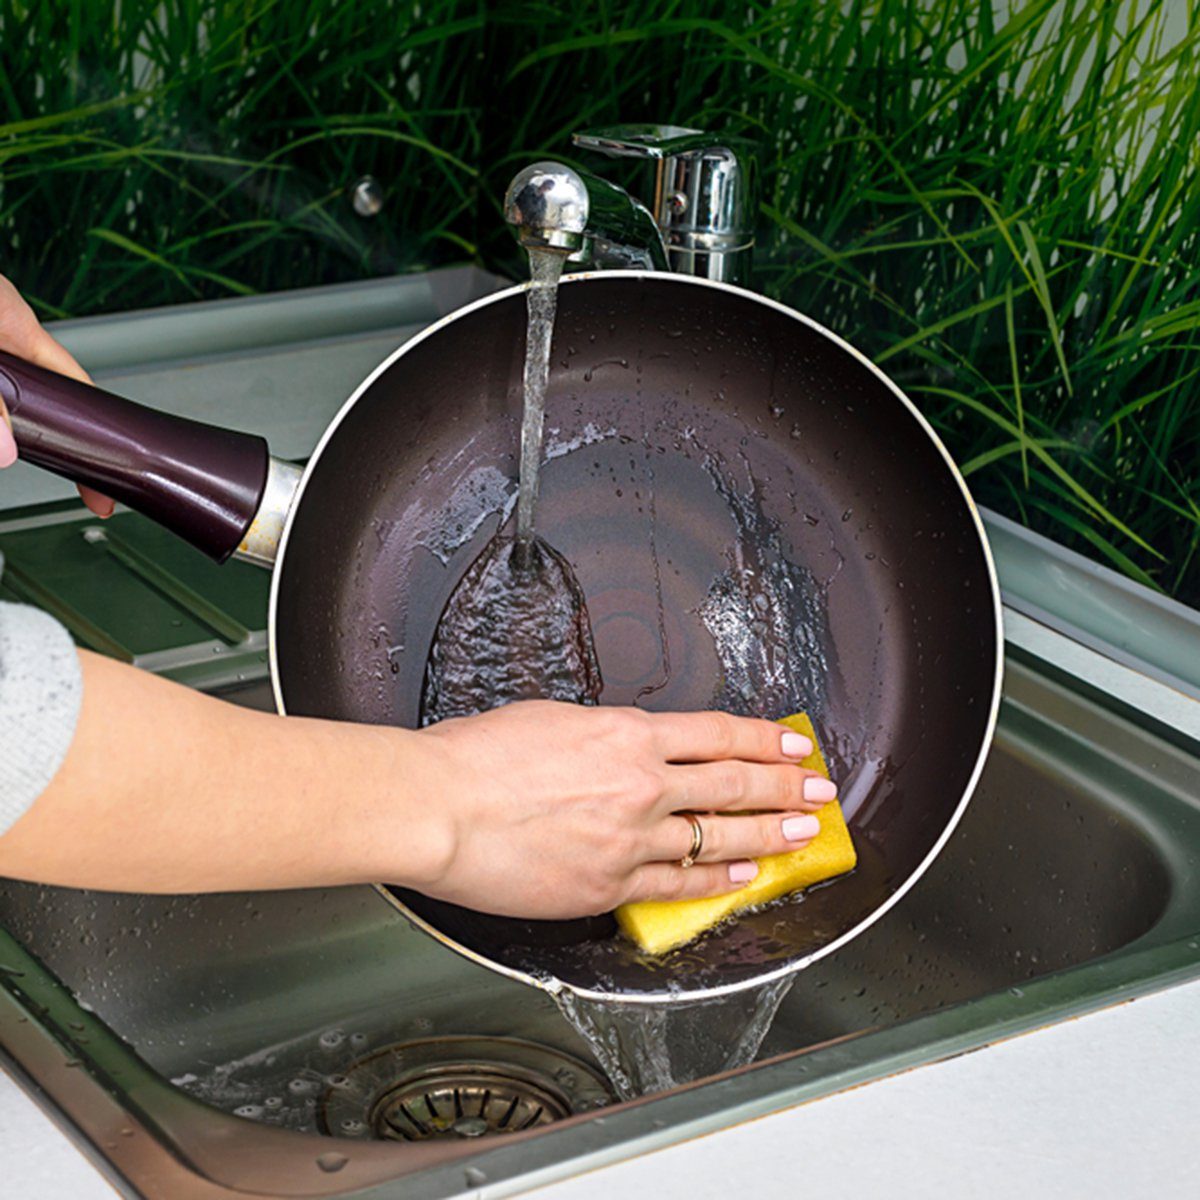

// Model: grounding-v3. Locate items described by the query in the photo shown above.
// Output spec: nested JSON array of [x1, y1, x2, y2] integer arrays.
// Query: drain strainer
[[318, 1037, 611, 1142]]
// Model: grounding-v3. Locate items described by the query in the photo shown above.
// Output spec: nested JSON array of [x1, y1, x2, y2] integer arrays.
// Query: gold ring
[[679, 813, 704, 869]]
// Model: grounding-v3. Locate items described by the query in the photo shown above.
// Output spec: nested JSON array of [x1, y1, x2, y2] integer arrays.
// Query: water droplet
[[465, 1166, 488, 1186], [317, 1152, 348, 1173]]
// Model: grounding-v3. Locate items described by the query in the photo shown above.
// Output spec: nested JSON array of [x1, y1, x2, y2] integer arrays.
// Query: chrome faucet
[[504, 124, 756, 284]]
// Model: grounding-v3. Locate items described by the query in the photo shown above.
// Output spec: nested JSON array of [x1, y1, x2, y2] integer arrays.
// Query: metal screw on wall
[[351, 176, 384, 217]]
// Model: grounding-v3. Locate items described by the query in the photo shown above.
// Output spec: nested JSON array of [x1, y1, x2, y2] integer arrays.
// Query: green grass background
[[1, 0, 1197, 605]]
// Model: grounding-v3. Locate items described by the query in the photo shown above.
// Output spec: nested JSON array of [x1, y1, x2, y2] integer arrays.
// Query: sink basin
[[2, 654, 1199, 1198]]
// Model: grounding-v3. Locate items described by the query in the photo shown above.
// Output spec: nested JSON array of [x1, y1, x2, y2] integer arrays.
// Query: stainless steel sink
[[3, 650, 1199, 1199]]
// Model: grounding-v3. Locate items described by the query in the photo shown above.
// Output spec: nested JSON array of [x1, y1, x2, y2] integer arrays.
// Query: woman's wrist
[[325, 722, 460, 890]]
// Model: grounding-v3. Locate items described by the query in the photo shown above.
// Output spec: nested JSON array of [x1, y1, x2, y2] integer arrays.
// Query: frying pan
[[0, 271, 1002, 1003]]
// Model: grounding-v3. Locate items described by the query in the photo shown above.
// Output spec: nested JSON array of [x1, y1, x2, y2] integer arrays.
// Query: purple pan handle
[[0, 350, 269, 563]]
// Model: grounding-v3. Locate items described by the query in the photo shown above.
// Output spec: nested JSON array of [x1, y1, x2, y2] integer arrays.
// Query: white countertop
[[5, 976, 1200, 1199]]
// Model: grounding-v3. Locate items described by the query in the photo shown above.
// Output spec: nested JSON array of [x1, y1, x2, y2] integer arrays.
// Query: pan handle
[[0, 349, 272, 564]]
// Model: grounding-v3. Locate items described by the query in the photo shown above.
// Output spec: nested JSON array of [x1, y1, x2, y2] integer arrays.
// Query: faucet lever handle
[[573, 125, 756, 284], [572, 124, 753, 160]]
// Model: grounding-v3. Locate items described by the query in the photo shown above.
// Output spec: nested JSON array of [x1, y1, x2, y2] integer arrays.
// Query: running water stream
[[557, 977, 795, 1102], [514, 247, 567, 568]]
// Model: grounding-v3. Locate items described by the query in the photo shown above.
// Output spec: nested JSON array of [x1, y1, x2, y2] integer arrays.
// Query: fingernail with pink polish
[[803, 777, 838, 802], [781, 731, 813, 759], [0, 420, 16, 468], [728, 860, 758, 884], [782, 814, 821, 842]]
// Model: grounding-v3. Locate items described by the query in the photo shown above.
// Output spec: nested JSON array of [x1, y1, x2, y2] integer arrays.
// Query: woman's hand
[[412, 701, 839, 919], [0, 274, 113, 516]]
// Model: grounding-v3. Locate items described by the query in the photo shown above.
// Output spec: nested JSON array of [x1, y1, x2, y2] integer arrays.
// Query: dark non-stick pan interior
[[274, 274, 1000, 996]]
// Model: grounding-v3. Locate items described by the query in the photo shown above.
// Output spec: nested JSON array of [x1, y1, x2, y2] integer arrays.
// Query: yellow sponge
[[615, 713, 856, 955]]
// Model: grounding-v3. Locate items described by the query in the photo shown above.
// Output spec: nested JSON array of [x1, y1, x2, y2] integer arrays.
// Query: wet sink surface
[[2, 655, 1199, 1198], [768, 712, 1171, 1050]]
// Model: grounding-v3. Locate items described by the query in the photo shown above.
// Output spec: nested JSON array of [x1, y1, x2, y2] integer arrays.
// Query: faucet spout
[[504, 162, 669, 272]]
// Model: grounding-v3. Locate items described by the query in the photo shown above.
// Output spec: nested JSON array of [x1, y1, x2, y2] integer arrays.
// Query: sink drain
[[318, 1037, 611, 1142]]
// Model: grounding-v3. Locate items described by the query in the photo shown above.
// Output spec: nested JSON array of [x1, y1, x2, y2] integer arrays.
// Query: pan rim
[[267, 269, 1005, 1004]]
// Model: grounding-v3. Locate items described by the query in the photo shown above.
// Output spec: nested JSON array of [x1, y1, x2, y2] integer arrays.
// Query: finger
[[648, 710, 813, 765], [624, 859, 762, 904], [78, 484, 115, 518], [658, 760, 835, 815], [0, 279, 91, 383], [19, 324, 92, 384], [796, 775, 838, 809], [0, 398, 15, 468], [656, 810, 820, 864]]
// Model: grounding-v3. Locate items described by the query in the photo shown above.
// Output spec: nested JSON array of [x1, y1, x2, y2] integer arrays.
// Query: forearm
[[0, 650, 449, 893]]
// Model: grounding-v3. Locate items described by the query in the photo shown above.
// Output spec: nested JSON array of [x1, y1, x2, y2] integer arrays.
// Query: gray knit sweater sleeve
[[0, 596, 83, 835]]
